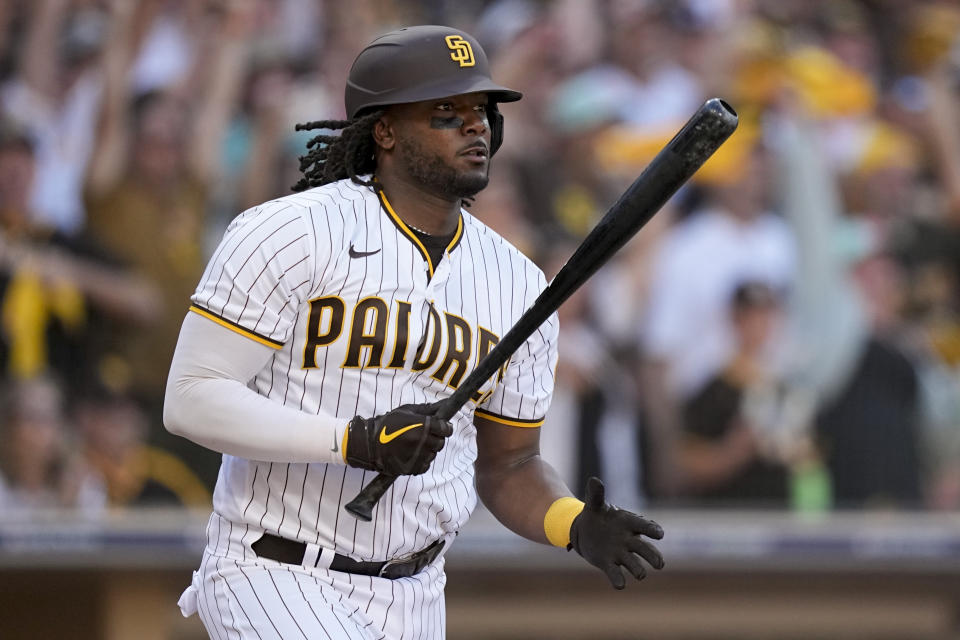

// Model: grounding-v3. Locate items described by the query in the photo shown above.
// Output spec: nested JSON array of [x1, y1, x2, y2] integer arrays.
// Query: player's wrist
[[543, 496, 585, 548], [344, 415, 375, 470]]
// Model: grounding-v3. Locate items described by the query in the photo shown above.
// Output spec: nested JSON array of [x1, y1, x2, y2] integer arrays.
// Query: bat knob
[[344, 472, 397, 521], [345, 495, 375, 522], [703, 98, 739, 134]]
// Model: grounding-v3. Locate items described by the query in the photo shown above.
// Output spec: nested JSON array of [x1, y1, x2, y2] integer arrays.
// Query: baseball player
[[164, 25, 664, 640]]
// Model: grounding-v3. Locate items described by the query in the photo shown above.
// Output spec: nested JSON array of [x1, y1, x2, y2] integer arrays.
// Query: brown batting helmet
[[345, 25, 522, 154]]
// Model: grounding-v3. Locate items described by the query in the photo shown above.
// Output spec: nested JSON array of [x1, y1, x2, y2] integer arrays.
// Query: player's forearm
[[163, 312, 349, 464], [189, 29, 249, 183], [476, 454, 571, 545], [164, 375, 347, 463], [20, 0, 66, 101], [46, 248, 162, 323], [638, 360, 684, 497], [924, 68, 960, 221], [677, 431, 756, 489], [85, 2, 137, 195]]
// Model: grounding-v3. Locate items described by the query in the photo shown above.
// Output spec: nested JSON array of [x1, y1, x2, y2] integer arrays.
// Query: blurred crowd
[[0, 0, 957, 515]]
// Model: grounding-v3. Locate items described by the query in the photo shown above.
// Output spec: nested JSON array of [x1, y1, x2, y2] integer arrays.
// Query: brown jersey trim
[[189, 304, 285, 349]]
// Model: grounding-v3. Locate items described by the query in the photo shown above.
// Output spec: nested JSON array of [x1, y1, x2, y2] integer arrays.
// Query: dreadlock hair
[[292, 109, 385, 192]]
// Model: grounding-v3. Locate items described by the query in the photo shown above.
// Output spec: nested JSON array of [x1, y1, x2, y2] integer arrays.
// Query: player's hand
[[345, 403, 453, 476], [569, 477, 665, 589]]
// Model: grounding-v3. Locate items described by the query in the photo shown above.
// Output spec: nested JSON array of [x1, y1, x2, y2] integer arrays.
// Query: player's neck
[[374, 172, 460, 236]]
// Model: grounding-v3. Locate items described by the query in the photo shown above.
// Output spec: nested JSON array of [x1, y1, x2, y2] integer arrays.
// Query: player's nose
[[460, 108, 488, 136]]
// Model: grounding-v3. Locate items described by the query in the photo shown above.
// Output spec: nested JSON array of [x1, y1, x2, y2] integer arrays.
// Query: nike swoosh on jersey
[[349, 245, 382, 258], [379, 422, 423, 444]]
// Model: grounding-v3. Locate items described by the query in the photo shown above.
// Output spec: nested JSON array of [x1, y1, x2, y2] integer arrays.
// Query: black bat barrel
[[345, 98, 738, 521]]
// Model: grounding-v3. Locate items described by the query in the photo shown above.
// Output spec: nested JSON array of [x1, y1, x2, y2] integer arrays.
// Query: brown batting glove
[[569, 477, 665, 589], [345, 403, 453, 476]]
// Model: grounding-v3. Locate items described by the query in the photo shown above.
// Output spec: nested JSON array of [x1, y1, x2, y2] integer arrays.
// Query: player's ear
[[372, 115, 396, 151]]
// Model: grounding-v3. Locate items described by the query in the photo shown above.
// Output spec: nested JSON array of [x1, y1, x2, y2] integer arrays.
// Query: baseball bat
[[345, 98, 738, 521]]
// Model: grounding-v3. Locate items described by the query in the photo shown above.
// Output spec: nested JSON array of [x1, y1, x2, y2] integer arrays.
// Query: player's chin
[[456, 156, 489, 178], [452, 169, 489, 196]]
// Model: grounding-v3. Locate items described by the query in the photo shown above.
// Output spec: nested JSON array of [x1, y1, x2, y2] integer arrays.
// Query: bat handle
[[345, 472, 396, 521], [345, 398, 460, 520]]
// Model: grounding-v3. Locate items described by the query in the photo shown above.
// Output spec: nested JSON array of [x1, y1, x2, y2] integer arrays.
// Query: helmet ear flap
[[489, 103, 504, 156]]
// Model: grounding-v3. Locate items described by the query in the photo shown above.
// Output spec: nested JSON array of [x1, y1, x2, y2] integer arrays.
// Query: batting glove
[[569, 477, 665, 589], [345, 403, 453, 476]]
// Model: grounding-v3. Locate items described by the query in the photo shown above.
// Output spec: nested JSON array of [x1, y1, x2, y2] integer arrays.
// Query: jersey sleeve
[[475, 269, 559, 427], [190, 202, 316, 348]]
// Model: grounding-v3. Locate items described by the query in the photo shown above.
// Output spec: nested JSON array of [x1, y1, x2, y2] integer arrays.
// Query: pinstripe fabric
[[193, 514, 445, 640], [183, 178, 557, 638]]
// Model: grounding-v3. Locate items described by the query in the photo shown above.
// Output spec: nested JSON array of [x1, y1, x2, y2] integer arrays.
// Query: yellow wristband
[[341, 424, 350, 463], [544, 496, 585, 547]]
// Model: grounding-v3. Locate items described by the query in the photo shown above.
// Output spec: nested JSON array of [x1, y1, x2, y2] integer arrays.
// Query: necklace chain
[[375, 182, 446, 236], [406, 221, 430, 234]]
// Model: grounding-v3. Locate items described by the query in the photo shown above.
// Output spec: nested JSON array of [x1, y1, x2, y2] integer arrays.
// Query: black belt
[[251, 533, 445, 580]]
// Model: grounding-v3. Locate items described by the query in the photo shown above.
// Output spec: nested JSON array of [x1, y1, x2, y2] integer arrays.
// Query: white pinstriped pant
[[180, 545, 447, 639]]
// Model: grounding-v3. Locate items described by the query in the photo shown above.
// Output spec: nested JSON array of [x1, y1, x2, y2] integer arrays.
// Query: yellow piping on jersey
[[474, 408, 544, 428], [447, 215, 464, 254], [377, 188, 464, 278], [189, 305, 284, 349]]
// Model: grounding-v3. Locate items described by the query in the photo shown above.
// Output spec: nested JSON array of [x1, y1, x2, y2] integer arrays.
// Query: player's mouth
[[458, 143, 489, 164]]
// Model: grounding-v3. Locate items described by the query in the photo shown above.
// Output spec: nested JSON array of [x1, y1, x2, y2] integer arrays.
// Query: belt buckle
[[378, 546, 436, 579], [378, 558, 411, 579], [378, 538, 446, 579]]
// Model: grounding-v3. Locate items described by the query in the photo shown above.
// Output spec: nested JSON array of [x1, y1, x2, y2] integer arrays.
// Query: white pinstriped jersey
[[190, 177, 559, 562]]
